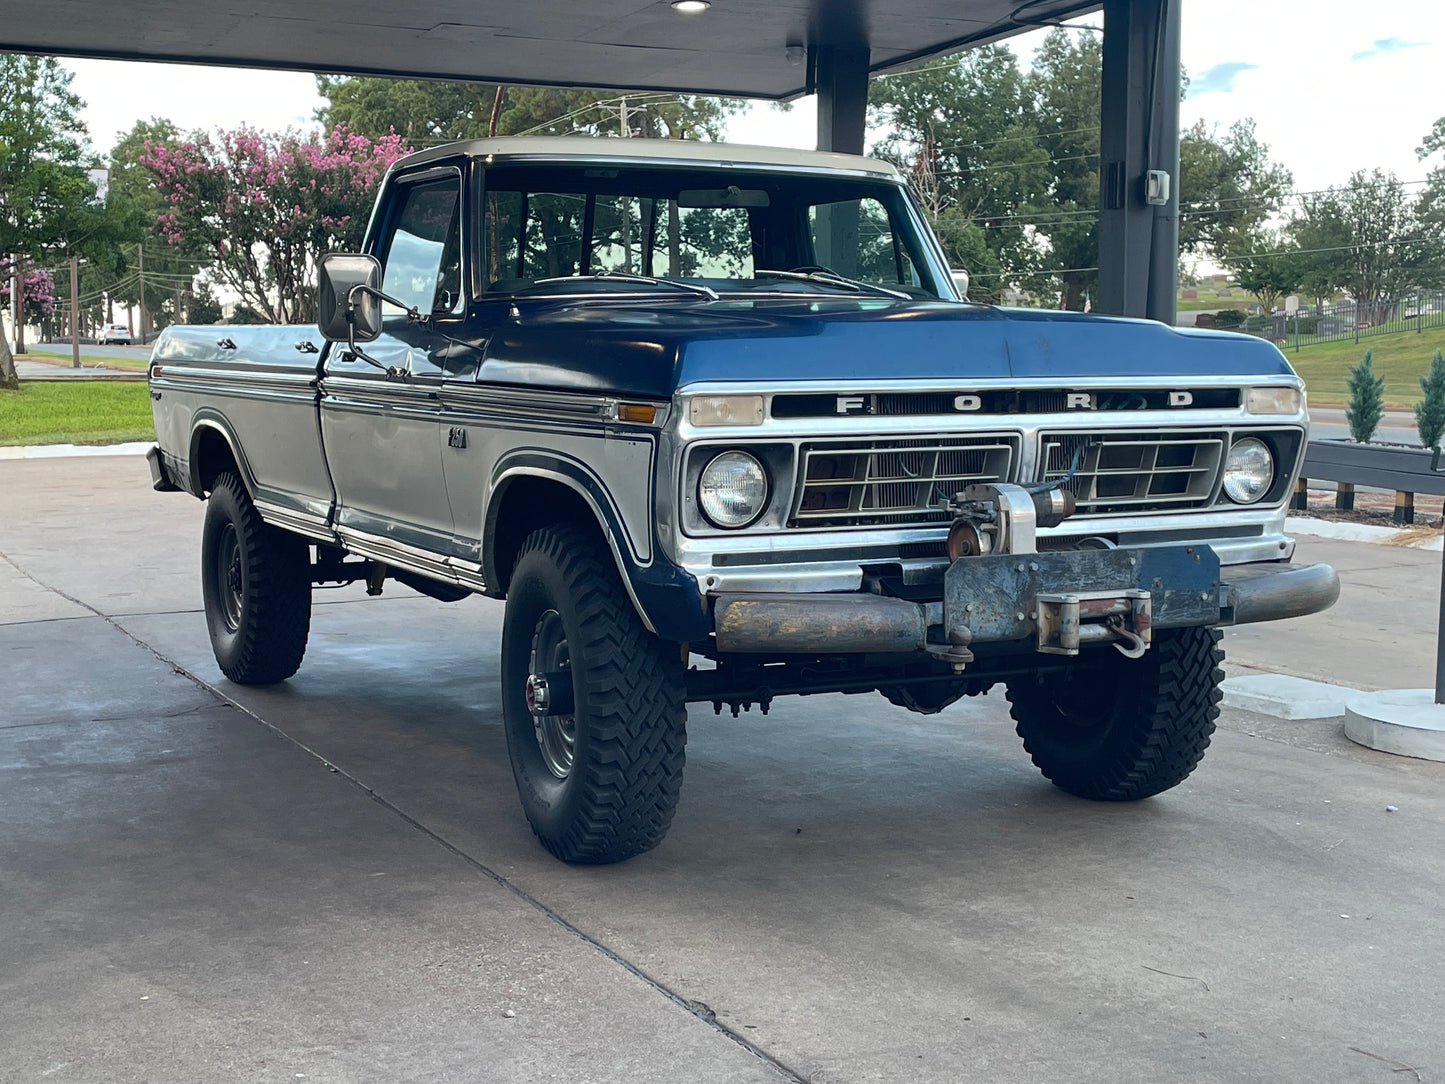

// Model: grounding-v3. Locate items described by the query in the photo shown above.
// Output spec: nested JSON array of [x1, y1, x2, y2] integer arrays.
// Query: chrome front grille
[[1040, 431, 1225, 515], [792, 435, 1017, 527]]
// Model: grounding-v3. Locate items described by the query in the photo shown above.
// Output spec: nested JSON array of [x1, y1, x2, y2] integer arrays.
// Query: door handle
[[217, 337, 237, 350], [294, 340, 319, 354]]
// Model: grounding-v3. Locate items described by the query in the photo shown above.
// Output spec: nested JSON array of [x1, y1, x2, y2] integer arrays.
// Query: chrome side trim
[[336, 527, 464, 586], [254, 501, 336, 543], [153, 367, 317, 391]]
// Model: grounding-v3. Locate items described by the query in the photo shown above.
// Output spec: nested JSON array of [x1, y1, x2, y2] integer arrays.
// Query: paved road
[[1307, 406, 1418, 445], [2, 454, 1441, 1083], [25, 342, 154, 360]]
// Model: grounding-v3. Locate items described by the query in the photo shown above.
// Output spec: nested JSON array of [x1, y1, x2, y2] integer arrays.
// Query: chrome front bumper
[[712, 550, 1339, 657]]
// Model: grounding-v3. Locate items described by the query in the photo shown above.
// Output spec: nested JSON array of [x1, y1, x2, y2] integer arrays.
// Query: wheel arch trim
[[188, 410, 259, 499], [485, 454, 658, 634]]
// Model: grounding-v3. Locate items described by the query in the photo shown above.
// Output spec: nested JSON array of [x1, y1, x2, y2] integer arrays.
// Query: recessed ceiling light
[[671, 0, 710, 12]]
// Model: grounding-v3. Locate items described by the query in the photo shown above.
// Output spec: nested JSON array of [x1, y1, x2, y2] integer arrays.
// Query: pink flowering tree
[[0, 265, 58, 319], [142, 126, 410, 324]]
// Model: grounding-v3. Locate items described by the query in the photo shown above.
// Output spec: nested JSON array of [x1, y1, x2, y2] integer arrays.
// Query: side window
[[379, 176, 462, 314], [808, 197, 918, 286]]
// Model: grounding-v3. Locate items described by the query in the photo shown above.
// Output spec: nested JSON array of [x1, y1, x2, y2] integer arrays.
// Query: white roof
[[394, 136, 899, 178]]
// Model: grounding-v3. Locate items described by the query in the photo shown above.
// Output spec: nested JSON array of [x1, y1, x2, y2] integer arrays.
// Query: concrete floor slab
[[0, 616, 784, 1084], [3, 456, 1444, 1083], [1222, 535, 1441, 692]]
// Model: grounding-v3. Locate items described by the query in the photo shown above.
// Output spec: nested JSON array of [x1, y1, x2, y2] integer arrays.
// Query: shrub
[[1345, 348, 1385, 443], [1415, 348, 1445, 448], [1213, 309, 1246, 328]]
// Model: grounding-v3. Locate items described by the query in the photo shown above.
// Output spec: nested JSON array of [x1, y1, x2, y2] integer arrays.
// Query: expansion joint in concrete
[[0, 547, 810, 1084]]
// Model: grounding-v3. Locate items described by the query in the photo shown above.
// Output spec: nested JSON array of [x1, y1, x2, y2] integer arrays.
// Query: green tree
[[1024, 29, 1103, 310], [315, 76, 741, 144], [1346, 348, 1385, 443], [102, 120, 214, 336], [1178, 119, 1293, 259], [0, 54, 96, 387], [1414, 348, 1445, 448], [870, 44, 1048, 302], [1417, 116, 1445, 264], [143, 126, 411, 324], [1292, 170, 1443, 324], [1227, 229, 1304, 315], [870, 32, 1291, 308]]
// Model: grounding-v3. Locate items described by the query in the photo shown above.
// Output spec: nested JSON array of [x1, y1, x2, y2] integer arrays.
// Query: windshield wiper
[[754, 268, 912, 301], [527, 271, 718, 301]]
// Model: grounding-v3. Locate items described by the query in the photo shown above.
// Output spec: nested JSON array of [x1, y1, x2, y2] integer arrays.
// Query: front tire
[[1005, 627, 1224, 800], [501, 525, 686, 864], [200, 472, 312, 684]]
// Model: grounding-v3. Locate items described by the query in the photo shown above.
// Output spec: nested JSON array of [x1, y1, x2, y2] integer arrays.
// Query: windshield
[[480, 163, 950, 300]]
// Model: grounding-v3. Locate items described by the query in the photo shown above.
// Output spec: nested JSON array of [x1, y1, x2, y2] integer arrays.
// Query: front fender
[[484, 452, 709, 642]]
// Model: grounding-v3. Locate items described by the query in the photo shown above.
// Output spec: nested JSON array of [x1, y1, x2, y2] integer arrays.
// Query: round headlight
[[1222, 437, 1274, 504], [698, 451, 768, 528]]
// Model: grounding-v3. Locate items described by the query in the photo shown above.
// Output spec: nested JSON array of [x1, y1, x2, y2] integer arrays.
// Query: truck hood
[[476, 297, 1295, 398]]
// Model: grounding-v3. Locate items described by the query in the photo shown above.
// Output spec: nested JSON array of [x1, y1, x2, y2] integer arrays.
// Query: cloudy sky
[[63, 0, 1443, 194]]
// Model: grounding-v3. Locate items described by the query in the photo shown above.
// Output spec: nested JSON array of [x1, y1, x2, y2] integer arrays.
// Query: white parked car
[[98, 324, 133, 345]]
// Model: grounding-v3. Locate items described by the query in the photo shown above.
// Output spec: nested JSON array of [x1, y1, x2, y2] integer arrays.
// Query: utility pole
[[137, 243, 147, 344], [10, 254, 25, 355], [69, 255, 80, 368]]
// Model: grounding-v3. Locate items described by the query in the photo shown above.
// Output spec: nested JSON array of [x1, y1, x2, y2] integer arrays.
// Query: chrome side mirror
[[317, 253, 382, 344]]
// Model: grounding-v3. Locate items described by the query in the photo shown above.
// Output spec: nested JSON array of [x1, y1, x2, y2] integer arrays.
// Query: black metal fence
[[1225, 288, 1445, 350]]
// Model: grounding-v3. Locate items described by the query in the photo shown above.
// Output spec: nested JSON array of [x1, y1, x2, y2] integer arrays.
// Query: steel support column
[[813, 45, 870, 155], [1097, 0, 1181, 324]]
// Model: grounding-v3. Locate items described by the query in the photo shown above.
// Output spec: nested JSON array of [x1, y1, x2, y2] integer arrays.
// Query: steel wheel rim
[[217, 523, 244, 632], [529, 609, 576, 779]]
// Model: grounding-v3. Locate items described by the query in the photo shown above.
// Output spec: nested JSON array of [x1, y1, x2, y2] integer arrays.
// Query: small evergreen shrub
[[1345, 349, 1384, 443], [1415, 348, 1445, 448]]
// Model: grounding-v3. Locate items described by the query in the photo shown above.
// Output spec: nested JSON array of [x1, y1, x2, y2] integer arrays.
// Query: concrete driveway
[[2, 456, 1442, 1083]]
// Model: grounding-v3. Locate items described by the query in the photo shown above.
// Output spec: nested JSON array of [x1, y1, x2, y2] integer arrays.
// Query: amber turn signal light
[[616, 403, 658, 424]]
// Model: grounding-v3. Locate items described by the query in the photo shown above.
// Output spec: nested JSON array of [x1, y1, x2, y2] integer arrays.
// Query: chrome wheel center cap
[[525, 673, 550, 716]]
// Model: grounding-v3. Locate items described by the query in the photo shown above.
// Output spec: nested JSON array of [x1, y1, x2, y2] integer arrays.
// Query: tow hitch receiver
[[1036, 589, 1152, 657]]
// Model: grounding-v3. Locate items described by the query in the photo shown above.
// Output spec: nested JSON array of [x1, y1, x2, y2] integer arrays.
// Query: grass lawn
[[1280, 326, 1445, 407], [0, 382, 156, 446]]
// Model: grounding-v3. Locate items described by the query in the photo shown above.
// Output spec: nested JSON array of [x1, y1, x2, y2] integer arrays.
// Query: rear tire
[[1005, 627, 1223, 800], [200, 472, 311, 684], [501, 524, 686, 864]]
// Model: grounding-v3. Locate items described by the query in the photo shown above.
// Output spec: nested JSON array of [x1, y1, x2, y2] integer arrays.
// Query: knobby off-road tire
[[501, 525, 686, 864], [200, 472, 312, 684], [1005, 626, 1224, 800]]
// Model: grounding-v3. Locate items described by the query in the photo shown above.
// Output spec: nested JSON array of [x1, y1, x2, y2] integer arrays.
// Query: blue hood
[[475, 297, 1295, 398]]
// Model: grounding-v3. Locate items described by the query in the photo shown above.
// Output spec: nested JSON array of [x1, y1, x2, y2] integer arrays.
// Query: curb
[[1286, 516, 1443, 552], [0, 441, 153, 461]]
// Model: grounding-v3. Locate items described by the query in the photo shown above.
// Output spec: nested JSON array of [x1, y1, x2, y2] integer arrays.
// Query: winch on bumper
[[711, 482, 1339, 665]]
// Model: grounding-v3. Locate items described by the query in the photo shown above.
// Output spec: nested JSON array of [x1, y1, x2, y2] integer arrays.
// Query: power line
[[969, 265, 1098, 279]]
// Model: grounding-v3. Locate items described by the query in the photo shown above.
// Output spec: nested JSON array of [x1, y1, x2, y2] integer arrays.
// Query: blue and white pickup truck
[[147, 137, 1338, 864]]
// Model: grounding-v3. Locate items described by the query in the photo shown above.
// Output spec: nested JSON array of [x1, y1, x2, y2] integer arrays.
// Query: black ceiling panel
[[1, 0, 1101, 98]]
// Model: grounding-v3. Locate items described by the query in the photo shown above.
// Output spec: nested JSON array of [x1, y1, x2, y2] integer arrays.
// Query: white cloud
[[1350, 36, 1429, 60], [1190, 61, 1259, 95]]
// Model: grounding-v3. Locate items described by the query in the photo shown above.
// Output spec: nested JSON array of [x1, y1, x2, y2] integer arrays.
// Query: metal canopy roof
[[3, 0, 1099, 99]]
